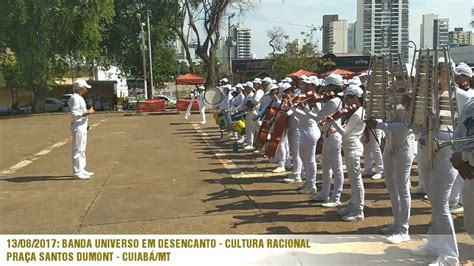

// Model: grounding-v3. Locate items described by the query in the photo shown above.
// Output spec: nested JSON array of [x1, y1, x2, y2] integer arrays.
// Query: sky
[[228, 0, 474, 58]]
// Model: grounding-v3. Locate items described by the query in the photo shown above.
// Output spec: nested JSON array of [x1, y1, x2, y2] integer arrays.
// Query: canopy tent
[[322, 69, 356, 78], [287, 69, 317, 78], [175, 73, 206, 85]]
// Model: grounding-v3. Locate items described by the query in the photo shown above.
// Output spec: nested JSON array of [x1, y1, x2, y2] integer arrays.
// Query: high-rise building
[[356, 0, 409, 60], [327, 20, 349, 53], [232, 23, 252, 59], [449, 28, 474, 46], [348, 23, 357, 52], [322, 15, 339, 54], [420, 14, 449, 49]]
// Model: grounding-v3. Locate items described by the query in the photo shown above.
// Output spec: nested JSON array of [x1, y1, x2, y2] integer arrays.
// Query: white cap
[[262, 77, 272, 83], [73, 80, 92, 90], [265, 84, 279, 94], [198, 85, 205, 90], [299, 75, 308, 80], [281, 77, 292, 83], [220, 78, 229, 83], [348, 76, 362, 86], [323, 74, 343, 87], [272, 79, 277, 84], [230, 86, 237, 92], [345, 85, 364, 98], [303, 76, 320, 86], [455, 63, 473, 77], [281, 82, 292, 92], [244, 81, 254, 89], [253, 78, 262, 84], [235, 83, 244, 89]]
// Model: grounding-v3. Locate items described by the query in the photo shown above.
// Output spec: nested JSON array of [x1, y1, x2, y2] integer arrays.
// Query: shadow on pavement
[[0, 175, 74, 183]]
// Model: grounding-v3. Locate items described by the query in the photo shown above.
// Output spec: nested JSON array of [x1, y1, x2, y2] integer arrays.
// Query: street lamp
[[227, 13, 235, 84], [137, 13, 148, 100], [145, 10, 154, 97]]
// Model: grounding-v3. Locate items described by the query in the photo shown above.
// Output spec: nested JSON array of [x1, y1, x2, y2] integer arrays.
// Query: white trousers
[[275, 131, 289, 168], [244, 112, 256, 146], [363, 128, 384, 175], [449, 174, 464, 206], [72, 128, 87, 176], [300, 123, 320, 188], [343, 140, 365, 214], [464, 179, 474, 238], [199, 106, 206, 123], [419, 147, 459, 261], [320, 132, 344, 202], [416, 139, 428, 191], [383, 143, 415, 234], [288, 126, 302, 178]]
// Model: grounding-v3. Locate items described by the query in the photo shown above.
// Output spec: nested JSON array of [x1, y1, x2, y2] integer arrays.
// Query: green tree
[[0, 0, 114, 111], [101, 0, 178, 89], [166, 0, 255, 88], [267, 26, 334, 78]]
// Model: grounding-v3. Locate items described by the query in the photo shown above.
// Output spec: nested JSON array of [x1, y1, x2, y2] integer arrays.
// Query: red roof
[[175, 73, 206, 85], [322, 69, 356, 78], [287, 69, 317, 78]]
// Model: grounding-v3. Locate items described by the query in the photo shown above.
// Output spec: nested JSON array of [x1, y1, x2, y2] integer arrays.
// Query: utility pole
[[227, 13, 235, 84], [146, 10, 154, 98], [137, 13, 148, 100]]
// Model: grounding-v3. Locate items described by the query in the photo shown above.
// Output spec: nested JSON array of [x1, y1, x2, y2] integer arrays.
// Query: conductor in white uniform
[[69, 80, 96, 180]]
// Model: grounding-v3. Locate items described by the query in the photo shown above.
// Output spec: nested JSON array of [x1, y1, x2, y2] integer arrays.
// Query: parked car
[[0, 105, 10, 114], [153, 95, 176, 108], [45, 98, 68, 112], [62, 94, 73, 103]]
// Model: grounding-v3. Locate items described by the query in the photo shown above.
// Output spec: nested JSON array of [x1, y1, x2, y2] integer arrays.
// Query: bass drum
[[204, 87, 223, 109]]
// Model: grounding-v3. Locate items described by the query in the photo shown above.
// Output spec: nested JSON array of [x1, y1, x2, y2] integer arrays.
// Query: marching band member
[[197, 86, 206, 124], [244, 82, 264, 150], [410, 60, 460, 266], [367, 96, 415, 244], [284, 82, 304, 184], [326, 85, 366, 222], [449, 63, 474, 214], [289, 77, 322, 194], [310, 74, 345, 207], [450, 97, 474, 241], [184, 85, 206, 124], [268, 84, 291, 173], [237, 82, 255, 146]]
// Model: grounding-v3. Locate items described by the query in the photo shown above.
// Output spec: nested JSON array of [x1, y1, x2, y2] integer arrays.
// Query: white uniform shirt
[[332, 107, 366, 145], [291, 103, 321, 128], [251, 89, 265, 107], [238, 92, 254, 113], [230, 93, 244, 111], [376, 105, 415, 154], [454, 98, 474, 165], [311, 97, 342, 129], [69, 93, 88, 131]]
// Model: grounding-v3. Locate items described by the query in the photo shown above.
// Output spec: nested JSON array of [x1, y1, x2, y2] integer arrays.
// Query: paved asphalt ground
[[0, 112, 472, 264]]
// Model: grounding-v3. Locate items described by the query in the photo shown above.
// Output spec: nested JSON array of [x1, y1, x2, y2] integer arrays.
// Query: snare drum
[[233, 120, 246, 135]]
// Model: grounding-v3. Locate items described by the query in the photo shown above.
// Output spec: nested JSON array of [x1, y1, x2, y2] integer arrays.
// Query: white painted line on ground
[[192, 124, 284, 179], [0, 119, 107, 176]]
